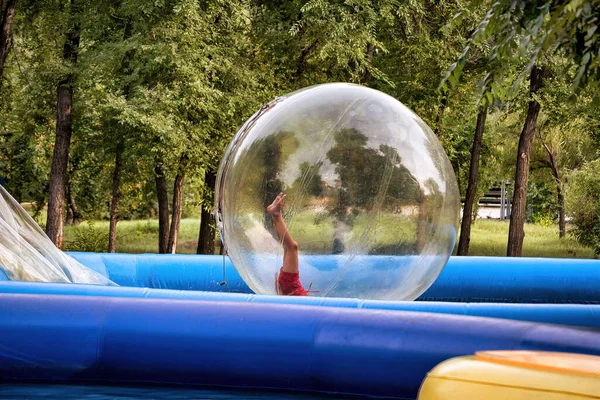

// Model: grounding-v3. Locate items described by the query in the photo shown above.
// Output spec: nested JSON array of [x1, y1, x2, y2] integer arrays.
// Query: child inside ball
[[267, 192, 308, 296]]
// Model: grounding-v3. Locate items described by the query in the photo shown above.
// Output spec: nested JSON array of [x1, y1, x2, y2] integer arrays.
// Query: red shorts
[[278, 270, 308, 296]]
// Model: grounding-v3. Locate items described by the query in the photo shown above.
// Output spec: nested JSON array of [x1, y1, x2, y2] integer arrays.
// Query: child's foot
[[267, 192, 286, 218]]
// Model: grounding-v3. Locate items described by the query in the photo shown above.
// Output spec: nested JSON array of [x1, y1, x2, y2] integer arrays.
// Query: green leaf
[[582, 52, 591, 65]]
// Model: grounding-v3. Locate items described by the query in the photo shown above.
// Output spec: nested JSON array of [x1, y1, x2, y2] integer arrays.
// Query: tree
[[457, 106, 487, 255], [530, 70, 598, 237], [440, 30, 500, 255], [0, 0, 18, 85], [65, 156, 83, 225], [197, 168, 216, 254], [166, 154, 188, 253], [443, 0, 600, 256], [46, 0, 80, 249], [445, 0, 600, 97], [0, 1, 61, 213], [107, 140, 123, 252], [98, 0, 265, 253], [379, 0, 475, 126], [155, 164, 170, 253], [105, 18, 134, 253], [7, 0, 597, 258], [506, 65, 546, 256], [565, 159, 600, 258]]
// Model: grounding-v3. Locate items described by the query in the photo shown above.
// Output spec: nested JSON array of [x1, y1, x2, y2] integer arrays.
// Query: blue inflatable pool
[[1, 253, 600, 399]]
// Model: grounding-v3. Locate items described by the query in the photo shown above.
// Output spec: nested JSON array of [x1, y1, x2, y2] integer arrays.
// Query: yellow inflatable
[[418, 350, 600, 400]]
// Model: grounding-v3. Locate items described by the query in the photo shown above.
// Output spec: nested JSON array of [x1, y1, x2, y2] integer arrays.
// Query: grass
[[18, 204, 203, 253], [464, 219, 594, 258], [57, 216, 595, 258], [287, 212, 418, 254], [63, 219, 204, 254], [21, 201, 595, 257]]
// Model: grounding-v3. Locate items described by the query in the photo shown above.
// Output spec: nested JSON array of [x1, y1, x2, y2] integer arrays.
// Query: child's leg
[[271, 214, 299, 274], [267, 193, 307, 296]]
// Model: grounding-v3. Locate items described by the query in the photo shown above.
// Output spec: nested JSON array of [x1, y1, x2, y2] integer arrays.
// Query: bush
[[64, 222, 108, 253], [135, 221, 159, 235], [565, 160, 600, 258], [530, 212, 556, 228], [526, 180, 557, 225]]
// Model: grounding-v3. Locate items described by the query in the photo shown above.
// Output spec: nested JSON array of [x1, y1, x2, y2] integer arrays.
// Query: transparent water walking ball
[[215, 83, 460, 301]]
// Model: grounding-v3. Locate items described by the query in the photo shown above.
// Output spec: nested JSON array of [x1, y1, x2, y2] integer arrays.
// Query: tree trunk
[[46, 86, 73, 247], [32, 197, 46, 221], [69, 188, 82, 224], [197, 169, 216, 254], [557, 180, 565, 238], [0, 0, 18, 84], [107, 20, 133, 253], [108, 142, 124, 253], [361, 43, 376, 84], [65, 168, 82, 226], [457, 106, 487, 256], [433, 96, 447, 138], [46, 16, 80, 248], [507, 65, 545, 256], [166, 172, 185, 254], [155, 164, 169, 254], [295, 40, 318, 79], [539, 133, 565, 239], [65, 175, 74, 225], [65, 199, 74, 226]]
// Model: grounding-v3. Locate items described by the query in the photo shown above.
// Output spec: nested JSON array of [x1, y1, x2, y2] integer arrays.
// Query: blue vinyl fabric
[[67, 253, 600, 303], [1, 281, 599, 328], [68, 252, 246, 292], [0, 383, 344, 400], [1, 293, 600, 399]]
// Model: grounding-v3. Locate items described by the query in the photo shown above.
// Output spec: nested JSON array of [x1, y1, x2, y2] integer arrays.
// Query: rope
[[219, 252, 230, 292]]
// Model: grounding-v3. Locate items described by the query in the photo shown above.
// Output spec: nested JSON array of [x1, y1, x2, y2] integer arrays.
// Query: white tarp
[[0, 185, 114, 285]]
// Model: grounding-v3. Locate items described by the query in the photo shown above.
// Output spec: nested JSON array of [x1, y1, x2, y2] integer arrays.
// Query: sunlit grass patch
[[53, 216, 595, 258], [465, 220, 594, 258]]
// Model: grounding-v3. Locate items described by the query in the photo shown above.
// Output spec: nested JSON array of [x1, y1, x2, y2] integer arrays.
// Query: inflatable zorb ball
[[216, 83, 459, 301]]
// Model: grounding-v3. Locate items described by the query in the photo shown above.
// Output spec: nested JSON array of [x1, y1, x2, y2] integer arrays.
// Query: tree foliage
[[565, 159, 600, 257], [1, 0, 599, 255], [444, 0, 600, 97]]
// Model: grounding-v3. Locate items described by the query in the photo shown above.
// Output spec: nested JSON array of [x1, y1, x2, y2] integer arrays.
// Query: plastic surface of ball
[[216, 83, 460, 301]]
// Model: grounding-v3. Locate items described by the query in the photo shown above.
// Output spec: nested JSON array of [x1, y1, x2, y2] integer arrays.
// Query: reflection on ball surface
[[216, 83, 460, 301]]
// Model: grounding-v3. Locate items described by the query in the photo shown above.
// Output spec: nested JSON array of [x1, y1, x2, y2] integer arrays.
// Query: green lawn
[[63, 219, 204, 254], [464, 219, 594, 258], [59, 217, 596, 258], [287, 212, 418, 254]]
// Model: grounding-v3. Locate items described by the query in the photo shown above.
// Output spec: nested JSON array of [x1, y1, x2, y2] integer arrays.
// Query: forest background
[[1, 0, 599, 258]]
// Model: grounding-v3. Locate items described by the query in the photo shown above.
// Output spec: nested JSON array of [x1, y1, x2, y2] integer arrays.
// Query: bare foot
[[267, 192, 286, 218]]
